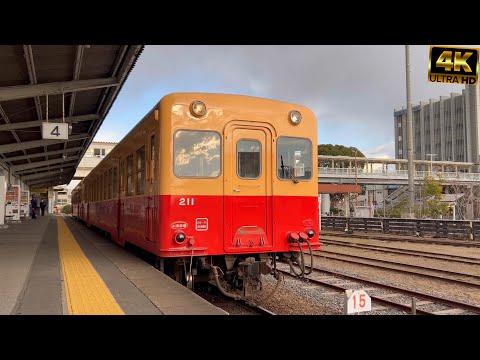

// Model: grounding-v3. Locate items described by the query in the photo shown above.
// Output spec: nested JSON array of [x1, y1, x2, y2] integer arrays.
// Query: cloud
[[364, 142, 395, 159], [105, 45, 480, 160], [93, 130, 120, 143]]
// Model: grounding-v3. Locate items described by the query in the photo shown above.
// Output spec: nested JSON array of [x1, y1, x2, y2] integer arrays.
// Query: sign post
[[344, 289, 372, 315], [42, 123, 69, 140]]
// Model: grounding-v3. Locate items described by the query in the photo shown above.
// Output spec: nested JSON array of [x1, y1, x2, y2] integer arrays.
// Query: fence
[[321, 216, 480, 241]]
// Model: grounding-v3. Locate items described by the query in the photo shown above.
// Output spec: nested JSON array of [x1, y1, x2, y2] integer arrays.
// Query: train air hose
[[255, 270, 283, 306], [287, 239, 314, 277], [211, 265, 242, 301]]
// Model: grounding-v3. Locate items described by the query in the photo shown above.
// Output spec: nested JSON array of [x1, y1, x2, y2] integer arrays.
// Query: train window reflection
[[237, 139, 261, 179], [174, 130, 221, 178], [127, 154, 134, 195], [277, 137, 312, 181], [136, 146, 145, 194]]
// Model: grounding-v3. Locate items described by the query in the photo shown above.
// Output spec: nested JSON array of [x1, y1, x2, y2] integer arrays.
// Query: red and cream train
[[72, 93, 320, 300]]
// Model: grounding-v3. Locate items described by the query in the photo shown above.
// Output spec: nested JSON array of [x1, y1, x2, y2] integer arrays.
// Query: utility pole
[[405, 45, 415, 217], [426, 153, 436, 174], [354, 150, 358, 207]]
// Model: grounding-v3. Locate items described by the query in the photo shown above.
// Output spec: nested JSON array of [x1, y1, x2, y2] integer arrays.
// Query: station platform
[[0, 214, 227, 315]]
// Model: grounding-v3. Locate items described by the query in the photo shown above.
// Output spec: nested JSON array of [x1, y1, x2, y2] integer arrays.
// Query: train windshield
[[277, 137, 312, 181], [174, 130, 221, 178]]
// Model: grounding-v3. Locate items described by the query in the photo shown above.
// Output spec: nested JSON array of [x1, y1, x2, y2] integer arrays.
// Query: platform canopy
[[0, 45, 144, 188]]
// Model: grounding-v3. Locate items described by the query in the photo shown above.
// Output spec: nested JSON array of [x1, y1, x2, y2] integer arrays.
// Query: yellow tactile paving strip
[[57, 216, 124, 315]]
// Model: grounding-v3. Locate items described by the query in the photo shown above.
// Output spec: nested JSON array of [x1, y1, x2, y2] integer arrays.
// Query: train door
[[224, 125, 273, 252]]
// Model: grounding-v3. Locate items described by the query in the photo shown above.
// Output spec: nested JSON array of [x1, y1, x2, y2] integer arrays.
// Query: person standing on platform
[[31, 196, 37, 219], [40, 199, 46, 216]]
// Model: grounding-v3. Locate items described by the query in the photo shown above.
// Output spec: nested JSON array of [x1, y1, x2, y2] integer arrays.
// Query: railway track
[[311, 250, 480, 288], [320, 238, 480, 265], [278, 265, 480, 315], [321, 231, 480, 247], [195, 283, 276, 315]]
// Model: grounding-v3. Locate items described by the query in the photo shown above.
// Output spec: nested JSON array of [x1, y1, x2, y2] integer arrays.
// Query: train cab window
[[237, 139, 261, 179], [112, 167, 118, 198], [174, 130, 221, 178], [277, 137, 312, 181], [127, 154, 134, 196], [136, 146, 145, 194]]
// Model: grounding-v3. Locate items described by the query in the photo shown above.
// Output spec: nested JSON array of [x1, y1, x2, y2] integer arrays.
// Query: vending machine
[[5, 184, 21, 222], [20, 190, 30, 218]]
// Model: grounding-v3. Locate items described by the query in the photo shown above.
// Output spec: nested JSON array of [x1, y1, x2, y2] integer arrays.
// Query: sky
[[93, 45, 478, 159]]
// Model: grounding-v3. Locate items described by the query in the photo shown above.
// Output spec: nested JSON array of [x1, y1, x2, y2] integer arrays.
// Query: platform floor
[[0, 214, 227, 315]]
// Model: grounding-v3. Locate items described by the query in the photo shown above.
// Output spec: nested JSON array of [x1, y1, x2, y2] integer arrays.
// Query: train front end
[[157, 93, 320, 300]]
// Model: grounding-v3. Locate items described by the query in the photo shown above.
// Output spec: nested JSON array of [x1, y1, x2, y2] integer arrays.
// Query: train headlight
[[190, 100, 207, 117], [289, 110, 302, 125], [174, 232, 186, 244], [307, 229, 315, 238]]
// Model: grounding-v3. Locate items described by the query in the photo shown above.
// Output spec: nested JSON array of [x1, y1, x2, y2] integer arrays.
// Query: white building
[[68, 141, 118, 189]]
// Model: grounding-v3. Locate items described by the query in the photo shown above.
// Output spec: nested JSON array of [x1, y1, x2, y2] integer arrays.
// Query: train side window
[[127, 154, 134, 196], [120, 160, 125, 194], [277, 137, 312, 181], [94, 176, 97, 201], [150, 134, 155, 181], [113, 166, 118, 198], [105, 171, 109, 200], [236, 139, 261, 179], [100, 173, 104, 200], [108, 168, 113, 199], [136, 146, 145, 195], [173, 130, 221, 178]]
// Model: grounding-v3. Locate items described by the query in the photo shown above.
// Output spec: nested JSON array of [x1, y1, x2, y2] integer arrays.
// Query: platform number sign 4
[[344, 289, 372, 315], [42, 123, 69, 140]]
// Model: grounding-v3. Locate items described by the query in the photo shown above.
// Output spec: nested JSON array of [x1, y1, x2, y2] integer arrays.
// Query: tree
[[385, 197, 409, 218], [318, 144, 365, 157], [61, 204, 72, 214], [318, 144, 366, 168], [447, 183, 480, 220], [415, 176, 449, 219]]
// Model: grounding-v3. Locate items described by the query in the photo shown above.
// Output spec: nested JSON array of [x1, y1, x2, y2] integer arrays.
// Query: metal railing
[[318, 167, 480, 182], [321, 216, 480, 241]]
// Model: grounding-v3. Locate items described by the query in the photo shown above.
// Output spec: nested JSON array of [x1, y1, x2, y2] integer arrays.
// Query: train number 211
[[179, 198, 195, 206]]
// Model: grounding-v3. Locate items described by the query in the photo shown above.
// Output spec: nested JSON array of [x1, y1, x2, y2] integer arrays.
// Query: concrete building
[[53, 186, 71, 207], [73, 141, 117, 180], [394, 84, 480, 166], [68, 141, 118, 189]]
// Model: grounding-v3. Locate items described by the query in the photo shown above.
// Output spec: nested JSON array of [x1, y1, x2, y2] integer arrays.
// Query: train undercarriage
[[156, 250, 313, 302]]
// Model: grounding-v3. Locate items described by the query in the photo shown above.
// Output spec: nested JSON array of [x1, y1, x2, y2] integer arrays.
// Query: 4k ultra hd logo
[[428, 46, 479, 85]]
